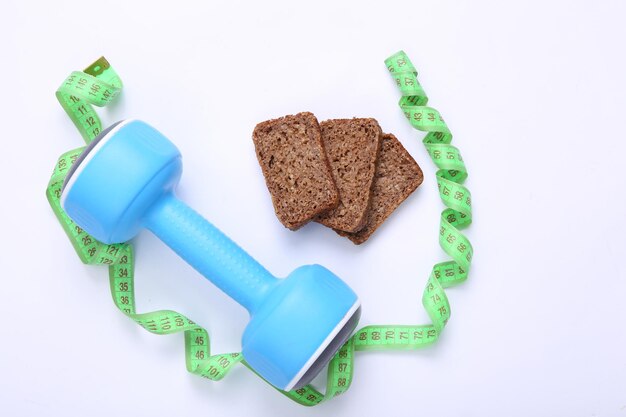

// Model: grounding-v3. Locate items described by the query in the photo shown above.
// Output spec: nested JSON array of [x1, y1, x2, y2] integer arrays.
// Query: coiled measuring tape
[[46, 52, 473, 406]]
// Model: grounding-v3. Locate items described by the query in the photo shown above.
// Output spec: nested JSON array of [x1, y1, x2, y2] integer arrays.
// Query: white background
[[1, 0, 625, 416]]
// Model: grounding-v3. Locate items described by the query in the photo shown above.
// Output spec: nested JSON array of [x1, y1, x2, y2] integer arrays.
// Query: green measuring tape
[[46, 51, 473, 406]]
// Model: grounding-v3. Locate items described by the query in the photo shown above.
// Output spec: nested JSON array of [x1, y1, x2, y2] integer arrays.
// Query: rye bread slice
[[337, 133, 423, 244], [252, 112, 340, 230], [315, 118, 382, 232]]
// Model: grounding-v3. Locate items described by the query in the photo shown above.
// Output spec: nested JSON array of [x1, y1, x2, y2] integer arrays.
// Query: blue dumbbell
[[61, 120, 361, 391]]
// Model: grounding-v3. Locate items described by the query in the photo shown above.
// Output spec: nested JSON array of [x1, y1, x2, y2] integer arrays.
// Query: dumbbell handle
[[144, 193, 278, 314]]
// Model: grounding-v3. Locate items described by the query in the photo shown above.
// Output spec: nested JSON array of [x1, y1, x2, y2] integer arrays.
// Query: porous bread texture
[[315, 118, 382, 233], [337, 133, 423, 244], [252, 112, 339, 230]]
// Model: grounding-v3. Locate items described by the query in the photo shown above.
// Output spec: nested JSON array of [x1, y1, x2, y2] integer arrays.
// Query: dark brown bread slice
[[252, 112, 340, 230], [315, 118, 383, 233], [337, 133, 423, 244]]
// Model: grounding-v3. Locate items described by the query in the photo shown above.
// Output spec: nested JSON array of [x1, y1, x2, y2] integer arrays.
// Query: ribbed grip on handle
[[144, 193, 278, 313]]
